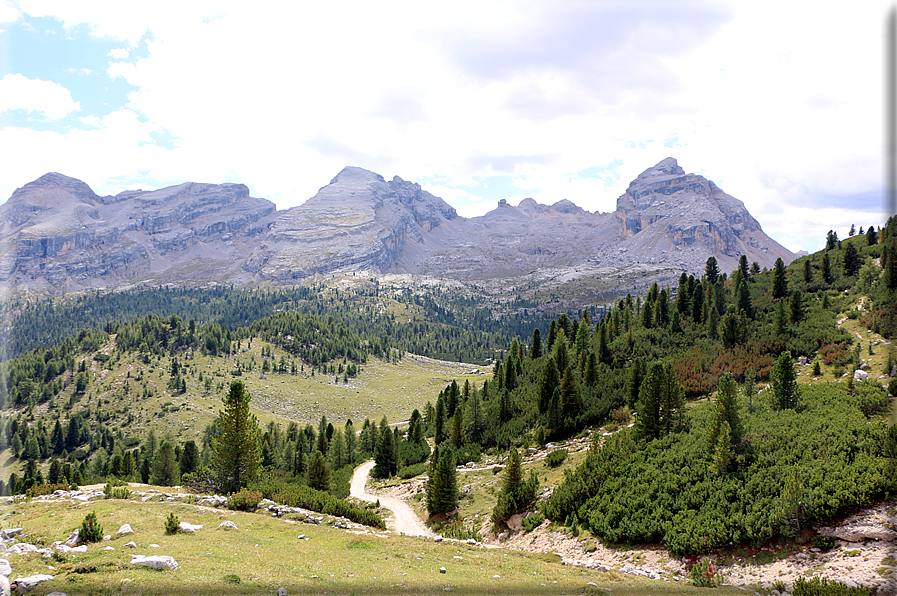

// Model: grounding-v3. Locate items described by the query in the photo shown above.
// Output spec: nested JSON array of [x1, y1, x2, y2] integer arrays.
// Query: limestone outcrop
[[0, 159, 794, 296]]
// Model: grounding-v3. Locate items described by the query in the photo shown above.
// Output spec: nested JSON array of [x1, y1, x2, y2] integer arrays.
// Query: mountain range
[[0, 158, 794, 297]]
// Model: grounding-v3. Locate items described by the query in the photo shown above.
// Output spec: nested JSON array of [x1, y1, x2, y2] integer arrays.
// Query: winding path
[[350, 461, 433, 538]]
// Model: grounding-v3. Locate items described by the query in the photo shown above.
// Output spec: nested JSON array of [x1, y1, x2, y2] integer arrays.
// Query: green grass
[[1, 493, 746, 595]]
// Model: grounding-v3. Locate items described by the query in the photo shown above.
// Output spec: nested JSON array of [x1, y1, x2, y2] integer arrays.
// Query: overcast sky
[[0, 1, 891, 253]]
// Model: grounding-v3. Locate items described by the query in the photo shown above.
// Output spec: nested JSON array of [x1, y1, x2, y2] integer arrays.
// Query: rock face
[[0, 173, 276, 294], [614, 158, 793, 274], [0, 159, 794, 295], [249, 167, 457, 281]]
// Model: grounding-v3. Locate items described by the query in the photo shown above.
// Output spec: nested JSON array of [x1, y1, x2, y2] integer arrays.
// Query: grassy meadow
[[0, 491, 746, 595]]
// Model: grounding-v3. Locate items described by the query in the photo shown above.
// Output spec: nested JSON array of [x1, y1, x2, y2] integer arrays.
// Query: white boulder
[[130, 555, 178, 570], [116, 524, 133, 536], [177, 522, 202, 533], [12, 574, 53, 593]]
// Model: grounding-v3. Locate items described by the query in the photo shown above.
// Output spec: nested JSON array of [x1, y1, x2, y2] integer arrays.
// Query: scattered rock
[[439, 567, 446, 574], [0, 531, 21, 541], [124, 542, 137, 548], [818, 523, 897, 543], [854, 369, 869, 381], [0, 560, 10, 577], [276, 588, 287, 596], [130, 555, 178, 570], [177, 522, 202, 533], [63, 530, 80, 547], [433, 535, 443, 543], [116, 524, 134, 536], [103, 547, 114, 551], [497, 532, 510, 542], [507, 514, 524, 533], [218, 521, 238, 530], [12, 574, 53, 593]]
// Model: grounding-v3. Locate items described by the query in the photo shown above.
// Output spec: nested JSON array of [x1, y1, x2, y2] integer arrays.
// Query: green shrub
[[521, 512, 545, 532], [164, 512, 180, 535], [25, 483, 70, 498], [793, 576, 870, 595], [227, 488, 262, 511], [689, 558, 723, 587], [811, 534, 836, 550], [583, 539, 597, 553], [222, 574, 241, 584], [263, 482, 385, 529], [104, 483, 131, 499], [432, 519, 481, 542], [398, 463, 428, 479], [545, 449, 568, 468], [79, 511, 104, 543]]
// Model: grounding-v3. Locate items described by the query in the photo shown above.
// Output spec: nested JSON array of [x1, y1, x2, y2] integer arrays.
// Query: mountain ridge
[[0, 158, 794, 297]]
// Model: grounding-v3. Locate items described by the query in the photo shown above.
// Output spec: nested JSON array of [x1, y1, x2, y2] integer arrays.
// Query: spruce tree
[[307, 451, 331, 492], [492, 448, 540, 530], [790, 291, 804, 324], [705, 256, 720, 285], [210, 380, 261, 493], [822, 252, 834, 284], [771, 351, 800, 410], [843, 242, 860, 277], [425, 445, 458, 518], [772, 258, 788, 299], [372, 416, 397, 478], [530, 328, 542, 360], [151, 441, 179, 486]]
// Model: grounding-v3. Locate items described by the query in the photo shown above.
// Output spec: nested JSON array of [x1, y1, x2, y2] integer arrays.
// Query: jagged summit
[[1, 160, 794, 295]]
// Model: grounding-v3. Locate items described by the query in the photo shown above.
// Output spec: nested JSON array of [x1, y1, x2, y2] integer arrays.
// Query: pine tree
[[705, 256, 720, 285], [738, 255, 750, 279], [772, 258, 788, 299], [826, 230, 838, 251], [843, 242, 860, 276], [822, 252, 834, 284], [372, 416, 397, 478], [867, 225, 878, 245], [492, 448, 539, 529], [530, 329, 543, 360], [210, 380, 261, 493], [635, 361, 685, 441], [771, 351, 800, 410], [790, 291, 804, 324], [151, 441, 179, 487], [306, 451, 331, 492], [538, 357, 559, 414], [425, 445, 458, 518], [803, 259, 812, 283]]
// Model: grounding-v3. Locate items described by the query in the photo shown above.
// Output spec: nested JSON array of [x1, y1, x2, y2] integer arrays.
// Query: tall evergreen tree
[[771, 351, 800, 410], [210, 380, 261, 493], [372, 416, 397, 478], [635, 361, 685, 441], [492, 448, 539, 529], [425, 445, 458, 518], [151, 441, 179, 486], [822, 252, 834, 284], [790, 291, 804, 324], [705, 256, 720, 285], [843, 242, 860, 277], [772, 257, 788, 299], [307, 451, 331, 492], [530, 329, 542, 359], [179, 440, 200, 476]]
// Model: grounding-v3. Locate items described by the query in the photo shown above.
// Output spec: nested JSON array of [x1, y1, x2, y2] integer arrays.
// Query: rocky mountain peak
[[329, 166, 386, 187]]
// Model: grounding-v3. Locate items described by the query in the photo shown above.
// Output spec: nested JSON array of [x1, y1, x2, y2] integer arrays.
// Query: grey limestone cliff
[[0, 159, 794, 296]]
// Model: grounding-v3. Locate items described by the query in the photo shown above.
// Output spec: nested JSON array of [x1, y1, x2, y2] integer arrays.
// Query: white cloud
[[0, 0, 20, 24], [0, 1, 891, 255], [0, 73, 79, 119]]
